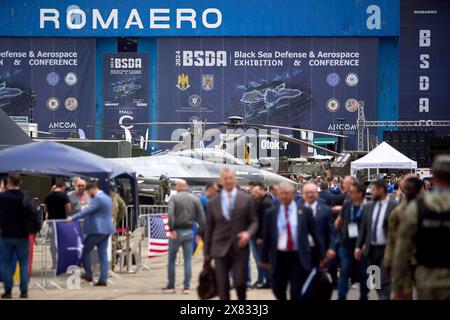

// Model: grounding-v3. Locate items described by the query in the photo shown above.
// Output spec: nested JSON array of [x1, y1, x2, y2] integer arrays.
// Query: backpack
[[22, 191, 43, 234]]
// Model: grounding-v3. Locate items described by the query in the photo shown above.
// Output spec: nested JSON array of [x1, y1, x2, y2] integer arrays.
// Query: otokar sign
[[0, 0, 399, 37]]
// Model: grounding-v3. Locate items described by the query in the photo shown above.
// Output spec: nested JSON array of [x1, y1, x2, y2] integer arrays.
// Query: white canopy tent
[[350, 141, 418, 176]]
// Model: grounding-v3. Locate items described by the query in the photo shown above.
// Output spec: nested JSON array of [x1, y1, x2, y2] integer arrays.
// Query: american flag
[[148, 215, 170, 258]]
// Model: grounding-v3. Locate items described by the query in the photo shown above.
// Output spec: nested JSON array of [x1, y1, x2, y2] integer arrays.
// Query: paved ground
[[20, 253, 377, 300]]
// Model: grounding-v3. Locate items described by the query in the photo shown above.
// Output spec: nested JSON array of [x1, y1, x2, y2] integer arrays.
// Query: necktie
[[227, 192, 233, 219], [371, 202, 382, 243], [285, 206, 294, 251]]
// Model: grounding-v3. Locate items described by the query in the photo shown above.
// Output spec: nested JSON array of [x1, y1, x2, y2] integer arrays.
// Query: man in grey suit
[[204, 168, 258, 300], [354, 179, 398, 300]]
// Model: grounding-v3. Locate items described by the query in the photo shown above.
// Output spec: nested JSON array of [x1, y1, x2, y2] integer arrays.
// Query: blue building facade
[[2, 0, 434, 152]]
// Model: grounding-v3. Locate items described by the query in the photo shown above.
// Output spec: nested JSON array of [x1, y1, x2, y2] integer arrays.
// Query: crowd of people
[[0, 176, 127, 298], [167, 155, 450, 300], [0, 155, 449, 300]]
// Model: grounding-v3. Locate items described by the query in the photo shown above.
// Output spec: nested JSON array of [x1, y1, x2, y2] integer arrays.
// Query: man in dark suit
[[249, 181, 274, 288], [354, 179, 398, 300], [302, 182, 336, 267], [204, 168, 258, 300], [318, 181, 335, 207], [335, 182, 369, 300], [262, 183, 325, 300]]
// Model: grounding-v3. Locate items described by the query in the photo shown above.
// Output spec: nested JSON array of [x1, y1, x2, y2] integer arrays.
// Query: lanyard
[[350, 204, 364, 222]]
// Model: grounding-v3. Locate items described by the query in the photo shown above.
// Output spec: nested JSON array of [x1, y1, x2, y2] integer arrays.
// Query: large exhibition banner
[[399, 1, 450, 125], [0, 0, 400, 38], [0, 38, 95, 138], [103, 53, 149, 139], [157, 37, 379, 149]]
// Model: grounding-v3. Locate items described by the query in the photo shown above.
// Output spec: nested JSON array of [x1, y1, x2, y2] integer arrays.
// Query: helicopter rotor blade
[[246, 125, 340, 156], [87, 121, 223, 128], [247, 123, 346, 138], [140, 139, 181, 144]]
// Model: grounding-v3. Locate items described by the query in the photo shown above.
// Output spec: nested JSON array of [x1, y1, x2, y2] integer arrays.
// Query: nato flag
[[55, 221, 83, 275]]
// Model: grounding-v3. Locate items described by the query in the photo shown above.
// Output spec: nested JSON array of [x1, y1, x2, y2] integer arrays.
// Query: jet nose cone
[[261, 170, 296, 186]]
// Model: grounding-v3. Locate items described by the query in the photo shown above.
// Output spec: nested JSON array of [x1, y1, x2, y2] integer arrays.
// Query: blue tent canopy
[[0, 141, 134, 180]]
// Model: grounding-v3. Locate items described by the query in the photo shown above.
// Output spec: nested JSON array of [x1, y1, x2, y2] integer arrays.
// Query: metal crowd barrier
[[139, 205, 169, 215], [29, 205, 170, 291], [32, 218, 120, 291], [32, 219, 69, 291]]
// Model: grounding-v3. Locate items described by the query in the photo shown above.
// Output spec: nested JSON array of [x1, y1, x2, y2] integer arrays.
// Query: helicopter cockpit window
[[342, 153, 351, 163]]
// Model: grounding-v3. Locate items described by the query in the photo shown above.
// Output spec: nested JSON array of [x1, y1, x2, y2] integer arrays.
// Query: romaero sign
[[0, 0, 399, 37]]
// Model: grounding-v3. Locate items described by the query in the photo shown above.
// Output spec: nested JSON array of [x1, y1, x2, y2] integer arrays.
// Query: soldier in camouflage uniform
[[110, 190, 127, 270], [155, 175, 171, 205], [384, 175, 422, 298], [392, 155, 450, 300]]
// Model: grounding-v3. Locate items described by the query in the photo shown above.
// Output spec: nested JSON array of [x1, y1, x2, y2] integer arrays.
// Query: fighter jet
[[110, 147, 295, 188]]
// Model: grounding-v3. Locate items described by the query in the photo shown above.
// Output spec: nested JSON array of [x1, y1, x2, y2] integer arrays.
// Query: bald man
[[204, 168, 258, 300], [302, 182, 336, 267], [164, 180, 205, 294]]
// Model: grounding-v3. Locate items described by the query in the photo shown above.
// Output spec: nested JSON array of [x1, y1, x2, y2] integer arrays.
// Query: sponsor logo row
[[326, 72, 359, 87], [46, 71, 78, 86], [46, 71, 79, 112], [176, 73, 214, 91], [176, 72, 358, 92], [47, 97, 78, 111], [326, 98, 360, 113]]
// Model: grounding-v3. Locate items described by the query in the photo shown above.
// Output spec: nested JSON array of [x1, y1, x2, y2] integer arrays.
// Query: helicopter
[[93, 116, 346, 192]]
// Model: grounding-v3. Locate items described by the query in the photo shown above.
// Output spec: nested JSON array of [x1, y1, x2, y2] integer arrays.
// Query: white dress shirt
[[277, 201, 298, 251], [305, 200, 318, 246], [371, 197, 389, 245], [221, 187, 237, 220], [305, 200, 318, 218]]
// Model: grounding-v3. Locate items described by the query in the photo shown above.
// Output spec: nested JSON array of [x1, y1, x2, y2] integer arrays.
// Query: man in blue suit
[[302, 182, 337, 267], [68, 181, 115, 286], [318, 181, 335, 207], [262, 183, 325, 300]]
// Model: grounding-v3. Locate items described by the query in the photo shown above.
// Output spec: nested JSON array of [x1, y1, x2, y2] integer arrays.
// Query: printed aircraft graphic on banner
[[0, 82, 23, 107], [240, 83, 301, 106]]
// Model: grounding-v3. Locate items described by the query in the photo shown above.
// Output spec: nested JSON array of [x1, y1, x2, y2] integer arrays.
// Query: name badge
[[348, 223, 359, 239], [278, 232, 288, 249], [308, 234, 315, 247]]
